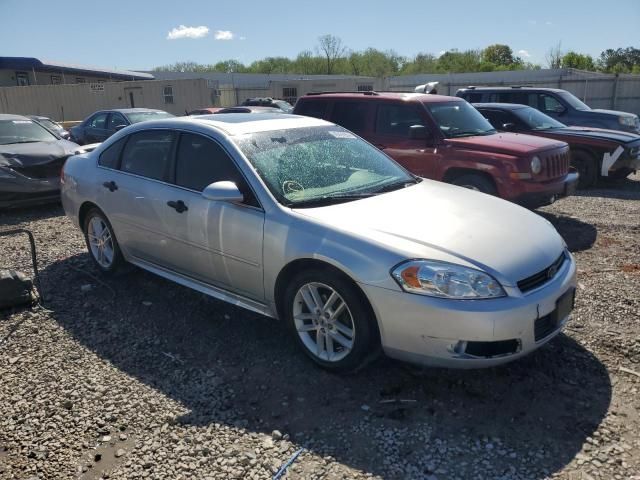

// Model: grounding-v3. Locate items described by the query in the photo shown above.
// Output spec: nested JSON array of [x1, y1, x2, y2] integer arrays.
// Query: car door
[[96, 129, 187, 271], [370, 102, 442, 179], [84, 112, 110, 143], [168, 132, 265, 300]]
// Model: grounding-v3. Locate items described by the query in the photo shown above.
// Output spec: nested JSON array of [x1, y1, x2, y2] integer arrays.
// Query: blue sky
[[1, 0, 638, 71]]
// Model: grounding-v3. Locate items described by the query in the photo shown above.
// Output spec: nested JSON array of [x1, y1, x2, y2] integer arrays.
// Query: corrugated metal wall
[[0, 79, 215, 121], [386, 69, 640, 115]]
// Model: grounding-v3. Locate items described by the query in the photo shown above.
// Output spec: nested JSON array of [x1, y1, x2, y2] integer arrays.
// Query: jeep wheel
[[451, 174, 497, 195], [571, 151, 598, 188]]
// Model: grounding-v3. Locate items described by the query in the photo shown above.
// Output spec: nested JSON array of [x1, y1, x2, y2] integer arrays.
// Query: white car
[[61, 113, 576, 372]]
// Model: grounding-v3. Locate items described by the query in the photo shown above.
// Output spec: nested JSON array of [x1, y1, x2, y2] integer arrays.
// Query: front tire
[[571, 151, 598, 188], [451, 174, 497, 195], [283, 269, 379, 372], [83, 208, 124, 274]]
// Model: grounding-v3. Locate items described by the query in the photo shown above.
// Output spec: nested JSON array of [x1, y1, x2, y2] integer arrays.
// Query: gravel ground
[[1, 175, 639, 480]]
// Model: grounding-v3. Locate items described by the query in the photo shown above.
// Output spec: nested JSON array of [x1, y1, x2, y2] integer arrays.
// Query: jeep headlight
[[391, 260, 506, 299], [530, 156, 542, 174], [619, 116, 636, 127]]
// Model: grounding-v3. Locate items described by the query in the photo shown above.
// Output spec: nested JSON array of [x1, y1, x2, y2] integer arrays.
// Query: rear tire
[[571, 151, 598, 188], [283, 268, 379, 373], [83, 208, 124, 274], [451, 174, 497, 195]]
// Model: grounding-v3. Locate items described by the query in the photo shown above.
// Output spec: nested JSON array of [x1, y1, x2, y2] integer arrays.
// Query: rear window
[[295, 100, 328, 119], [120, 130, 175, 180], [330, 102, 368, 133]]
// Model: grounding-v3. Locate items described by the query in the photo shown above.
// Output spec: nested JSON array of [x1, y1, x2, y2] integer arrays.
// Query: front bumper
[[360, 252, 577, 368], [0, 176, 61, 209], [510, 172, 579, 209]]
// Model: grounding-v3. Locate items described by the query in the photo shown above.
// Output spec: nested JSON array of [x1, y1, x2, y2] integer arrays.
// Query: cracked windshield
[[234, 126, 418, 207]]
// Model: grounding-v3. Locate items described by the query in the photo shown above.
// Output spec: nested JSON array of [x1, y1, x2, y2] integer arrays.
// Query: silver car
[[61, 114, 577, 372]]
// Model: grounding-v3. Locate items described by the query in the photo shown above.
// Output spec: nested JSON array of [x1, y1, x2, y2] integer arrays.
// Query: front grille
[[11, 157, 67, 179], [540, 148, 570, 180], [517, 251, 566, 293], [534, 313, 558, 341]]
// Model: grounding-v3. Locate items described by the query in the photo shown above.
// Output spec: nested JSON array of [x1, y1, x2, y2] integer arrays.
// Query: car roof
[[473, 103, 529, 110], [300, 91, 463, 104], [136, 113, 331, 136], [27, 115, 51, 120], [460, 86, 566, 93], [0, 113, 31, 121]]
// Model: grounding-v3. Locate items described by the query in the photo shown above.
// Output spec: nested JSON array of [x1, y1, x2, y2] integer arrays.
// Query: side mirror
[[114, 124, 126, 131], [501, 123, 517, 131], [409, 124, 429, 140], [202, 181, 244, 202]]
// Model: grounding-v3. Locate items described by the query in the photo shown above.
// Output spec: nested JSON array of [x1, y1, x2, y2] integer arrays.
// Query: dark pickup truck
[[475, 103, 640, 188], [294, 91, 579, 208], [457, 86, 640, 135]]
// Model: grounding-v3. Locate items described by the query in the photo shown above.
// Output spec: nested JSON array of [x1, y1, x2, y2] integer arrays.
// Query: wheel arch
[[443, 168, 499, 190], [78, 201, 101, 229], [273, 258, 381, 344]]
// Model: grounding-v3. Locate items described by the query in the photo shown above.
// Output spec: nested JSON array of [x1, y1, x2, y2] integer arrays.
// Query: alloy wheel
[[87, 216, 115, 268]]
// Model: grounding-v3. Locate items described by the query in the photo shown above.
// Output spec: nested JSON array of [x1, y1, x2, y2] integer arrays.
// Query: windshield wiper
[[2, 140, 41, 145], [449, 131, 494, 138], [372, 180, 417, 194], [288, 192, 376, 208]]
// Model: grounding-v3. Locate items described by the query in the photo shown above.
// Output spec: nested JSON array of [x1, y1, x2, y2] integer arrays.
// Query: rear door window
[[88, 113, 108, 129], [539, 94, 565, 114], [330, 101, 369, 134], [479, 109, 515, 130], [375, 103, 425, 137], [119, 130, 175, 181], [98, 137, 126, 169], [107, 113, 128, 131]]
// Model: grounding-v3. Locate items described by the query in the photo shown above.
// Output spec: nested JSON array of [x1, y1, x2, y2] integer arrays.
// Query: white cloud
[[239, 36, 246, 40], [518, 49, 531, 58], [437, 50, 446, 57], [545, 21, 553, 25], [167, 25, 209, 40], [528, 20, 537, 25], [214, 30, 234, 40]]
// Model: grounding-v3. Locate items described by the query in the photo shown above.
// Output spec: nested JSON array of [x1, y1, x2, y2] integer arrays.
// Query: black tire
[[451, 174, 497, 195], [607, 167, 634, 180], [283, 268, 380, 373], [83, 208, 124, 274], [571, 151, 598, 188]]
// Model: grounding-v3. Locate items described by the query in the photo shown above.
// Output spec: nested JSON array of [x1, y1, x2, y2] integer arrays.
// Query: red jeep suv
[[293, 92, 579, 207]]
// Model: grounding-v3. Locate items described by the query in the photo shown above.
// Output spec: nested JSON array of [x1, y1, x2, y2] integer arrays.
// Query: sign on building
[[89, 82, 105, 93]]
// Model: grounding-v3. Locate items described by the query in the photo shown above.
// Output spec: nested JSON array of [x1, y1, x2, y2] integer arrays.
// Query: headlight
[[391, 260, 506, 299], [0, 167, 16, 178], [530, 156, 542, 174], [619, 116, 636, 127]]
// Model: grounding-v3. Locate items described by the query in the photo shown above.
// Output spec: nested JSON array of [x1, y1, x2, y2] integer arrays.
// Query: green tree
[[482, 44, 516, 66], [293, 50, 324, 75], [213, 60, 246, 73], [561, 51, 595, 70], [401, 53, 439, 74], [597, 47, 640, 73]]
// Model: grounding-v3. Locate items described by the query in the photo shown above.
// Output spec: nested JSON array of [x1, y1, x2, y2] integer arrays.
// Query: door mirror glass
[[114, 124, 126, 132], [202, 181, 244, 202], [408, 124, 429, 140]]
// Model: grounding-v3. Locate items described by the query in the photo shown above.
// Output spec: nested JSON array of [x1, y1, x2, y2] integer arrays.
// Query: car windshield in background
[[0, 119, 58, 145], [557, 91, 591, 111], [514, 107, 566, 130], [426, 101, 497, 138], [125, 111, 175, 124], [234, 126, 417, 207], [274, 101, 293, 112], [38, 119, 62, 132]]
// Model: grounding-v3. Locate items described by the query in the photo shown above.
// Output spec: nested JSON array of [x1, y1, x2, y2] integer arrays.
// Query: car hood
[[293, 180, 565, 286], [0, 139, 80, 168], [548, 127, 640, 145], [591, 108, 638, 119], [445, 132, 566, 156]]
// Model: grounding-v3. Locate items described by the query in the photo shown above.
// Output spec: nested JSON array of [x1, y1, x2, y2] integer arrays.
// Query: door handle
[[167, 200, 188, 213], [102, 181, 118, 192]]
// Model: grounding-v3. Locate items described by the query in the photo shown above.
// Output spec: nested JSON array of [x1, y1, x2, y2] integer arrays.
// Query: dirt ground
[[0, 176, 639, 480]]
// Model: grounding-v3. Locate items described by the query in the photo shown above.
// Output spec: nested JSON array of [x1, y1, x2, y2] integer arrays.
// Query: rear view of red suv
[[294, 92, 579, 207]]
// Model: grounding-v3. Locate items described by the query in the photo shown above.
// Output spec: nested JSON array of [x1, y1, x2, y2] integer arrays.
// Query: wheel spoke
[[296, 322, 318, 332], [333, 320, 353, 338], [329, 330, 353, 350], [328, 300, 346, 321], [325, 332, 335, 359], [322, 291, 339, 312], [300, 285, 319, 312], [315, 329, 325, 357], [308, 285, 323, 312]]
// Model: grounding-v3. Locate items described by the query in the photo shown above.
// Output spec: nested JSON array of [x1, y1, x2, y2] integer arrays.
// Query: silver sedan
[[61, 114, 576, 372]]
